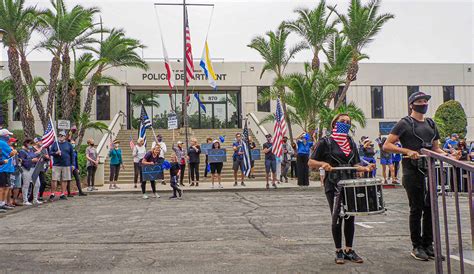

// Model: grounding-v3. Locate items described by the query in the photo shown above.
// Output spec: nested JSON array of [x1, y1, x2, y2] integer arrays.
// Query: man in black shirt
[[262, 134, 277, 189], [384, 91, 448, 261]]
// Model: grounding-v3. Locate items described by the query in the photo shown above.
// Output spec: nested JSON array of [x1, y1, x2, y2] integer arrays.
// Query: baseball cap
[[451, 133, 459, 138], [8, 137, 17, 143], [58, 130, 67, 136], [0, 129, 13, 136], [265, 134, 272, 138], [408, 91, 431, 105], [177, 141, 183, 145]]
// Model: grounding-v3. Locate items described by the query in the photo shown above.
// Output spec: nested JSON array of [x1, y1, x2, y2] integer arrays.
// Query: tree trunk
[[46, 54, 61, 120], [77, 68, 102, 146], [333, 60, 359, 109], [7, 46, 35, 137], [60, 46, 73, 120], [19, 50, 48, 130], [311, 52, 320, 71]]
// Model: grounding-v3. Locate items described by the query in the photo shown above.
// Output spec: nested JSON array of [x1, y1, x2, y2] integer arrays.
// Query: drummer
[[309, 113, 374, 264]]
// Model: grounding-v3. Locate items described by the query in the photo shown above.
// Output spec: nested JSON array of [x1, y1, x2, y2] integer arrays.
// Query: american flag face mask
[[331, 122, 352, 156]]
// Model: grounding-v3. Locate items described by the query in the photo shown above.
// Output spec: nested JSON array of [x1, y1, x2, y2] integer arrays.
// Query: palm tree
[[131, 93, 160, 109], [77, 28, 148, 145], [247, 23, 306, 142], [285, 0, 337, 70], [0, 79, 14, 127], [0, 0, 37, 137], [329, 0, 394, 109], [319, 101, 367, 133]]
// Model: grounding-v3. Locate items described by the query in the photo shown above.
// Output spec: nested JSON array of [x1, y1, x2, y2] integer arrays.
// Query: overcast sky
[[6, 0, 474, 63]]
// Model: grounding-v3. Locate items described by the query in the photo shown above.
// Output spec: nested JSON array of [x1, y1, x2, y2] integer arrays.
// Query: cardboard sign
[[168, 112, 178, 130], [201, 143, 213, 155], [141, 164, 163, 181], [208, 149, 227, 163], [57, 120, 71, 130], [251, 149, 261, 160]]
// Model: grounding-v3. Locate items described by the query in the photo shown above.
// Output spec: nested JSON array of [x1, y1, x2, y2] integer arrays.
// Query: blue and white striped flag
[[139, 105, 152, 146], [242, 122, 252, 176]]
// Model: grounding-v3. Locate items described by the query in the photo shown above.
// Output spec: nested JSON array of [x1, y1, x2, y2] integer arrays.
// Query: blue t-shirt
[[0, 139, 13, 173], [443, 139, 458, 150], [297, 140, 313, 155], [233, 141, 243, 160]]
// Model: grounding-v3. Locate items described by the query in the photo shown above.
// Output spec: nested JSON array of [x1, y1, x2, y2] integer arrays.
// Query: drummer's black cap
[[408, 91, 431, 105]]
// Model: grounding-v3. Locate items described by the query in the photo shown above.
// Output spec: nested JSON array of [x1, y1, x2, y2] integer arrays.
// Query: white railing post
[[246, 113, 268, 145]]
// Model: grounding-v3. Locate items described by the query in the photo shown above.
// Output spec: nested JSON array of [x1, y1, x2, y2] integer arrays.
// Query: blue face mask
[[335, 122, 351, 134]]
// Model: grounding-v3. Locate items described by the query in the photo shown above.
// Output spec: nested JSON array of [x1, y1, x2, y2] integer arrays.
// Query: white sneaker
[[33, 200, 43, 205], [142, 194, 149, 199], [87, 187, 92, 191], [24, 201, 33, 206], [218, 184, 223, 188], [154, 193, 160, 198], [211, 185, 215, 189]]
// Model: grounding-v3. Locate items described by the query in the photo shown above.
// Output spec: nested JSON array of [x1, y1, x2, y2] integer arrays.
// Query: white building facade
[[1, 61, 473, 141]]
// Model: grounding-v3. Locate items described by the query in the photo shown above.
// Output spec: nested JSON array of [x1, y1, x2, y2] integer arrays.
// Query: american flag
[[185, 8, 194, 86], [162, 39, 175, 90], [272, 97, 287, 157], [139, 105, 152, 146], [242, 121, 252, 176], [41, 120, 56, 149], [331, 122, 352, 156]]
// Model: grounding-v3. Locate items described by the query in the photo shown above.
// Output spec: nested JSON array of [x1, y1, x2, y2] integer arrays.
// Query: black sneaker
[[411, 247, 429, 261], [233, 182, 238, 187], [241, 182, 246, 186], [272, 183, 277, 189], [79, 193, 87, 196], [424, 246, 446, 260], [169, 196, 178, 199], [49, 195, 56, 201], [38, 197, 44, 202], [335, 250, 345, 264], [67, 194, 74, 198], [344, 249, 363, 263], [59, 195, 68, 200], [161, 181, 166, 185]]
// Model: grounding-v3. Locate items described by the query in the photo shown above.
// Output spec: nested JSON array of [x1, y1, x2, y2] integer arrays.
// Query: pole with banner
[[50, 115, 61, 154]]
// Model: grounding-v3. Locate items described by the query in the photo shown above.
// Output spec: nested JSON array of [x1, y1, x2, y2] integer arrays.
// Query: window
[[407, 86, 419, 98], [257, 86, 270, 112], [96, 86, 110, 120], [12, 99, 20, 121], [443, 86, 455, 102], [333, 86, 346, 107], [371, 86, 384, 119]]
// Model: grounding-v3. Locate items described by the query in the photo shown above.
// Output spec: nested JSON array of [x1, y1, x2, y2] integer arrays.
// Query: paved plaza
[[0, 187, 472, 273]]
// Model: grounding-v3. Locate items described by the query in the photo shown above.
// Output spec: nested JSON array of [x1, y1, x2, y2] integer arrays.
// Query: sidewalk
[[91, 178, 322, 194]]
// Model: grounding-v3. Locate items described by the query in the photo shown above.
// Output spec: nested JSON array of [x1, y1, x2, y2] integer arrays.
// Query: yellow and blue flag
[[199, 41, 217, 90]]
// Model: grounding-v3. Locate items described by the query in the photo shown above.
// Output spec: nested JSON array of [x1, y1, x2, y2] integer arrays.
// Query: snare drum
[[338, 178, 385, 216]]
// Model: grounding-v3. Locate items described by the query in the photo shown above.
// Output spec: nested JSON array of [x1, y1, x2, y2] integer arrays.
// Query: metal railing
[[246, 113, 268, 145], [95, 111, 127, 186], [422, 148, 474, 273]]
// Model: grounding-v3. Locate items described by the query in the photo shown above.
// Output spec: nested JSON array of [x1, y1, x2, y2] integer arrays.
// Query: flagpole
[[183, 0, 190, 184], [49, 115, 61, 154]]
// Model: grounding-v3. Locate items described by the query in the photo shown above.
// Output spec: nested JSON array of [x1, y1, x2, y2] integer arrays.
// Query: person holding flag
[[262, 134, 278, 189], [139, 104, 152, 146], [50, 130, 74, 201], [232, 133, 246, 187]]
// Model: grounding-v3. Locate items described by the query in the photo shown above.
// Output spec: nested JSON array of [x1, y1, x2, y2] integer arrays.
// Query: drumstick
[[402, 155, 427, 159]]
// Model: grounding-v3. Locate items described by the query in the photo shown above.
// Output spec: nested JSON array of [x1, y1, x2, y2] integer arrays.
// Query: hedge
[[433, 100, 467, 141]]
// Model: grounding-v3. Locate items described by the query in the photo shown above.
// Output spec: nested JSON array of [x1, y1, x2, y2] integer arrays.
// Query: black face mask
[[412, 104, 428, 114]]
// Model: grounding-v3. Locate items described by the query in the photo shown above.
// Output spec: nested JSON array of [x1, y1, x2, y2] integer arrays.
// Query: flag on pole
[[242, 121, 252, 176], [41, 119, 56, 149], [272, 97, 287, 158], [194, 93, 206, 113], [161, 39, 175, 90], [139, 105, 152, 146], [199, 41, 217, 90], [185, 8, 194, 86]]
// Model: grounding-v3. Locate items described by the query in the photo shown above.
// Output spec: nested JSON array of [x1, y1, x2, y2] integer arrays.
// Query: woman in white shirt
[[133, 138, 147, 188]]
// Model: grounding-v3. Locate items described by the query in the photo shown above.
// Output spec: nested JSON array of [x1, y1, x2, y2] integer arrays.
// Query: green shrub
[[433, 100, 467, 141], [77, 144, 88, 178], [11, 130, 25, 146]]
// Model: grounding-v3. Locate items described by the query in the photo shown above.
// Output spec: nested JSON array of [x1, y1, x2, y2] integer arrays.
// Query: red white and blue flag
[[272, 97, 287, 158], [129, 133, 135, 151], [331, 122, 352, 156], [162, 39, 175, 90], [185, 8, 194, 86], [41, 120, 56, 149]]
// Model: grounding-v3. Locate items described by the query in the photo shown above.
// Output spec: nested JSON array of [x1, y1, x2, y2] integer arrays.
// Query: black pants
[[141, 180, 156, 194], [403, 171, 433, 248], [38, 171, 48, 198], [179, 164, 186, 184], [290, 161, 297, 178], [297, 154, 309, 186], [67, 169, 83, 195], [87, 166, 97, 187], [326, 190, 355, 249], [204, 156, 209, 177], [170, 176, 182, 197], [109, 164, 120, 182], [189, 162, 199, 182], [133, 163, 142, 185]]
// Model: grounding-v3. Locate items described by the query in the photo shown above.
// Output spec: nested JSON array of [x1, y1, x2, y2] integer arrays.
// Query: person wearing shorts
[[378, 137, 395, 184], [232, 133, 246, 187], [209, 140, 224, 188], [263, 134, 277, 189], [50, 131, 74, 201]]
